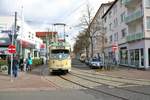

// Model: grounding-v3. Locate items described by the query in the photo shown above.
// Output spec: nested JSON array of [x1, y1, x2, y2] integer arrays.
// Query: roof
[[88, 2, 114, 29], [36, 32, 57, 37], [102, 0, 118, 18]]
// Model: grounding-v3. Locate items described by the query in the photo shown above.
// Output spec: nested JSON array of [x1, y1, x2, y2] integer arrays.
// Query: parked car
[[80, 55, 86, 63], [89, 58, 103, 69], [85, 58, 90, 65]]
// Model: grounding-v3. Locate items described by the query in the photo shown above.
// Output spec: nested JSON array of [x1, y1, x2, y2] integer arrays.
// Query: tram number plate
[[56, 46, 65, 49]]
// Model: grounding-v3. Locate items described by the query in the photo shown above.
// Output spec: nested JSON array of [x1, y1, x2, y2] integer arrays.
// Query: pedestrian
[[25, 58, 29, 71], [19, 57, 24, 71], [12, 55, 19, 78], [23, 58, 27, 72], [28, 57, 32, 71], [7, 56, 11, 75]]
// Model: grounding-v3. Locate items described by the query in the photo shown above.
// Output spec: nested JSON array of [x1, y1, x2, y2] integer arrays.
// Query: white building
[[102, 0, 128, 65], [121, 0, 150, 69], [0, 16, 43, 59], [100, 0, 150, 69], [89, 2, 113, 58]]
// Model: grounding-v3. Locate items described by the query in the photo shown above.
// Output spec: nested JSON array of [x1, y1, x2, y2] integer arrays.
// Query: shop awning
[[19, 39, 35, 49]]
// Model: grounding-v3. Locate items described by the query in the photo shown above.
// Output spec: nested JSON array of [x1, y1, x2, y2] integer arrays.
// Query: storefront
[[17, 39, 35, 59], [119, 47, 128, 65], [128, 40, 145, 68], [129, 48, 144, 68]]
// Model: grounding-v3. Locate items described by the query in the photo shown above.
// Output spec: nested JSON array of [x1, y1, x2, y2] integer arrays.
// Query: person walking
[[28, 57, 32, 72], [7, 56, 11, 75], [12, 55, 19, 78], [19, 57, 24, 71]]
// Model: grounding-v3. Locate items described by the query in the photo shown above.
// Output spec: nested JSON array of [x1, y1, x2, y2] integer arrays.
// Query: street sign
[[8, 45, 16, 54], [112, 44, 118, 52]]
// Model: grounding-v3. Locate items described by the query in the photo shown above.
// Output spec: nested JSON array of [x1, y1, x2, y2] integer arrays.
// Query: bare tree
[[73, 31, 90, 57], [78, 3, 95, 58], [77, 2, 108, 61]]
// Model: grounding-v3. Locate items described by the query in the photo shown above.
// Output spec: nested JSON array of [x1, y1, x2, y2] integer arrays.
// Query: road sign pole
[[10, 12, 17, 82], [10, 54, 13, 82]]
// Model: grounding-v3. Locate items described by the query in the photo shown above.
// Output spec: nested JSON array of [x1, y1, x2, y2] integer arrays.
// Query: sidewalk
[[96, 66, 150, 80], [0, 69, 59, 91]]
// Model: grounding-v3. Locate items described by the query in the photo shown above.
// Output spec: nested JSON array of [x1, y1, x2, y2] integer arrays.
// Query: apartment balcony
[[122, 0, 132, 5], [126, 32, 144, 42], [125, 10, 143, 24], [122, 0, 141, 7]]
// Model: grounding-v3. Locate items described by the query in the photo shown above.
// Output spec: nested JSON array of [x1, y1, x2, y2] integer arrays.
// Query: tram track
[[39, 65, 150, 100], [40, 66, 62, 89], [69, 71, 150, 96], [72, 67, 150, 83], [59, 75, 129, 100], [59, 72, 150, 100], [71, 70, 150, 86], [40, 66, 128, 99]]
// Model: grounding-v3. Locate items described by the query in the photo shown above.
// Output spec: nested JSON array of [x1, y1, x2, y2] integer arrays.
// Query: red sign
[[8, 45, 16, 54], [112, 44, 118, 52], [40, 44, 46, 49]]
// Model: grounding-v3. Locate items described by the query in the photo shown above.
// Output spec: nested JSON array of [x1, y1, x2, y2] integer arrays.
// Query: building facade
[[121, 0, 150, 69], [89, 2, 112, 58], [102, 0, 128, 65], [0, 16, 43, 59], [100, 0, 150, 69], [36, 31, 57, 60]]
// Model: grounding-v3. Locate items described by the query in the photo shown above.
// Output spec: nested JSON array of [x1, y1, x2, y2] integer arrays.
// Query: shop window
[[141, 48, 144, 66], [34, 51, 38, 57], [148, 48, 150, 66], [146, 17, 150, 29], [120, 48, 128, 65], [130, 50, 134, 65], [135, 49, 139, 66]]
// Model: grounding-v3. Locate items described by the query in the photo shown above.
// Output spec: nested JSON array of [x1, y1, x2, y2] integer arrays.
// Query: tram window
[[51, 49, 69, 54]]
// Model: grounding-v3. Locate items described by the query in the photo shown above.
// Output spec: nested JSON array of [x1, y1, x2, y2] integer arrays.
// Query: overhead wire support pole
[[53, 23, 66, 42], [20, 6, 24, 57]]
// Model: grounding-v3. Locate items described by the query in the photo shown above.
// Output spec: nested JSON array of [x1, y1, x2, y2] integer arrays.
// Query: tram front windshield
[[51, 49, 70, 59]]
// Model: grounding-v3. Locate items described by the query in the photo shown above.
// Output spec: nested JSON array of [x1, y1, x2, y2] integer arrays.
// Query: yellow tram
[[48, 42, 71, 73]]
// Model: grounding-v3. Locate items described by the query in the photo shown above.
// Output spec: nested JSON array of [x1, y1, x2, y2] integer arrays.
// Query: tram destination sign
[[56, 46, 65, 49]]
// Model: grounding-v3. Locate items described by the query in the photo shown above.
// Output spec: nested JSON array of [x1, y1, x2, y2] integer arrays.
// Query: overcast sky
[[0, 0, 113, 46]]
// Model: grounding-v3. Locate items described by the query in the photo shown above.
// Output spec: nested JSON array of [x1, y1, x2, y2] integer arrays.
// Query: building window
[[130, 50, 134, 65], [109, 11, 112, 18], [109, 23, 112, 30], [146, 17, 150, 29], [145, 0, 150, 8], [121, 12, 125, 22], [141, 48, 144, 66], [109, 35, 112, 43], [34, 51, 38, 57], [113, 5, 117, 15], [120, 47, 128, 65], [114, 33, 118, 42], [148, 48, 150, 66], [104, 17, 107, 23], [120, 0, 123, 7], [121, 28, 127, 38], [135, 49, 140, 66], [114, 18, 118, 28]]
